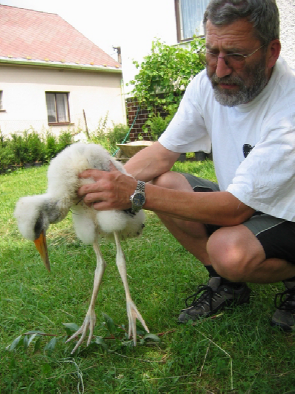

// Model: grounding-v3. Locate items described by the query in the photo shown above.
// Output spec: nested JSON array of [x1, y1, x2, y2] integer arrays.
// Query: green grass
[[0, 161, 295, 393]]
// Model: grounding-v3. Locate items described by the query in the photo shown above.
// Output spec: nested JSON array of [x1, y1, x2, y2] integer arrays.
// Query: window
[[175, 0, 210, 42], [0, 91, 3, 110], [45, 92, 70, 124]]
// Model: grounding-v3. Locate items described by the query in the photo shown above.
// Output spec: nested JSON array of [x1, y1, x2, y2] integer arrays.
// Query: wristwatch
[[130, 180, 146, 213]]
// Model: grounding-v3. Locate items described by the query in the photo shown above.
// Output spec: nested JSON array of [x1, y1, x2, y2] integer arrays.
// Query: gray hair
[[203, 0, 280, 45]]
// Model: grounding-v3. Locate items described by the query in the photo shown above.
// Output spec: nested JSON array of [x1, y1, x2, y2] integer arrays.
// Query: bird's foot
[[66, 311, 96, 353], [126, 300, 149, 345]]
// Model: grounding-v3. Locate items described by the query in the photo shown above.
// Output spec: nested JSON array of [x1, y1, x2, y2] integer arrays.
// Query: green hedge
[[0, 123, 131, 172], [0, 130, 73, 172]]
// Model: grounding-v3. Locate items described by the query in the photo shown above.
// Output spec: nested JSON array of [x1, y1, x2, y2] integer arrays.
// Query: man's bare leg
[[207, 225, 295, 283], [151, 172, 250, 322], [152, 171, 211, 265], [152, 171, 295, 328]]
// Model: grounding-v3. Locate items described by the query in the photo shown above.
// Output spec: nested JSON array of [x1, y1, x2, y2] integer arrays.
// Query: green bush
[[10, 133, 27, 165], [42, 131, 73, 163], [24, 130, 45, 163], [128, 37, 205, 117], [90, 116, 130, 153], [128, 37, 205, 140], [44, 133, 58, 162], [108, 123, 130, 145], [0, 129, 74, 172], [0, 144, 14, 169], [57, 131, 73, 154], [143, 105, 178, 140], [0, 122, 130, 172]]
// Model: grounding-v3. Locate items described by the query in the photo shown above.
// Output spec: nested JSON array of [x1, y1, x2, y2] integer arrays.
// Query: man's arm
[[78, 166, 255, 228], [124, 141, 180, 181], [143, 183, 255, 226], [124, 141, 254, 225]]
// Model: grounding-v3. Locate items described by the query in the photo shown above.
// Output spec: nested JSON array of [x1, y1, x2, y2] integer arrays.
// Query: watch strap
[[136, 180, 145, 193], [130, 180, 146, 213]]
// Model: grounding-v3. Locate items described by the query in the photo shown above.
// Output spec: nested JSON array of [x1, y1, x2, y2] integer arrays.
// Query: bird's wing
[[71, 205, 97, 244]]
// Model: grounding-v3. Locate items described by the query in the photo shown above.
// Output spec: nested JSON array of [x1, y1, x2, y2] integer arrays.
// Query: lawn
[[0, 159, 294, 393]]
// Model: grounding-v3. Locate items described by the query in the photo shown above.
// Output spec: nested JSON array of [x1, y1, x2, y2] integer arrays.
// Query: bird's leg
[[113, 231, 149, 345], [66, 241, 106, 353]]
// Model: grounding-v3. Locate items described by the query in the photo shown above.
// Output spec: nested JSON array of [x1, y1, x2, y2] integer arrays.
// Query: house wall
[[0, 65, 125, 137], [126, 98, 169, 141], [277, 0, 295, 68], [126, 99, 150, 141]]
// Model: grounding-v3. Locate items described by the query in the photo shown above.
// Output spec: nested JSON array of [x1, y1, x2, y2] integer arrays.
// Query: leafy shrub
[[0, 129, 74, 171], [57, 131, 73, 153], [143, 105, 178, 140], [24, 131, 45, 162], [128, 37, 205, 117], [90, 116, 130, 153], [108, 123, 130, 145], [0, 122, 130, 171], [0, 144, 14, 169], [10, 133, 26, 165], [44, 133, 58, 162], [128, 37, 205, 140]]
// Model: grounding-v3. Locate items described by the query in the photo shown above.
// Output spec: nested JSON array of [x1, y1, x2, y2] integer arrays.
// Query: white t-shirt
[[159, 58, 295, 222]]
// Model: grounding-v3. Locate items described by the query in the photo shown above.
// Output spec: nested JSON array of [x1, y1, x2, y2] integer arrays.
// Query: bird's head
[[14, 194, 61, 272]]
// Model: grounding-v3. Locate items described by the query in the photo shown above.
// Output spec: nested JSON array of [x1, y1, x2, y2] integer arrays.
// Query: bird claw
[[126, 300, 149, 345], [66, 311, 96, 353], [65, 302, 148, 351]]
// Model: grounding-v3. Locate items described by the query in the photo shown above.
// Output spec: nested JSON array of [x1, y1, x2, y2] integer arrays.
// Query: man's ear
[[267, 39, 281, 69]]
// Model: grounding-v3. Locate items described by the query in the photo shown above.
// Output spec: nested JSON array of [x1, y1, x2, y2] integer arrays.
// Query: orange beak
[[34, 230, 51, 272]]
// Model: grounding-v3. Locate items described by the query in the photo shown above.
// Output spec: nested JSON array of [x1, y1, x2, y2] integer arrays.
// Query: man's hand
[[78, 167, 137, 211]]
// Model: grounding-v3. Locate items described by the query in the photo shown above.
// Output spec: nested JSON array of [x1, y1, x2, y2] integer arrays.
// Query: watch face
[[133, 193, 145, 207]]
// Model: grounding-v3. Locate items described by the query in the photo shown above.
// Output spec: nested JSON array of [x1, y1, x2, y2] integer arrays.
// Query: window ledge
[[48, 122, 74, 126]]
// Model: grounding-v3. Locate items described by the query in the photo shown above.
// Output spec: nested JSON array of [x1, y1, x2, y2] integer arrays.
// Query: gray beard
[[208, 62, 269, 107]]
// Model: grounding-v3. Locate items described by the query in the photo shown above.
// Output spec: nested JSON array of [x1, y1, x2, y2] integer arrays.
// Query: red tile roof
[[0, 5, 121, 70]]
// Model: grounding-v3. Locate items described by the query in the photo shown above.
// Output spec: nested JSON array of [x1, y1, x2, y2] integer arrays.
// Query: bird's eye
[[34, 215, 43, 239]]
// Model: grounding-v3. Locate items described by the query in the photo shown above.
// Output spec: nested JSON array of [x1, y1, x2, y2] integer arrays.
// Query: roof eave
[[0, 58, 122, 73]]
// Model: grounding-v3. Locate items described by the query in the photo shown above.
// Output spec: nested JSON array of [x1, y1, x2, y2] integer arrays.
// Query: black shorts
[[182, 173, 295, 265]]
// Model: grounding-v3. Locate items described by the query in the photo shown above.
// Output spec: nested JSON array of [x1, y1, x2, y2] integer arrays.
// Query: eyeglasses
[[199, 45, 264, 68]]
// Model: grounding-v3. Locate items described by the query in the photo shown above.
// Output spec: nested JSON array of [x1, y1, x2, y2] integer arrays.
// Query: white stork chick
[[14, 143, 148, 353]]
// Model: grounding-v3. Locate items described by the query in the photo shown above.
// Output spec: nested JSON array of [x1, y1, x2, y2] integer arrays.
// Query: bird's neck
[[44, 194, 72, 224]]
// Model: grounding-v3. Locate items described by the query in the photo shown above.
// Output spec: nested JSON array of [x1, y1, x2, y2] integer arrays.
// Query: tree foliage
[[128, 37, 206, 116]]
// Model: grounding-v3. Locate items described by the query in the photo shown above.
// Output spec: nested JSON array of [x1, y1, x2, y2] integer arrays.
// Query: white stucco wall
[[0, 65, 125, 137], [277, 0, 295, 68]]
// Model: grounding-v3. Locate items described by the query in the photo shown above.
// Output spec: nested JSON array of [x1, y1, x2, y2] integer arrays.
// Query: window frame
[[0, 90, 4, 112], [45, 91, 72, 126], [174, 0, 208, 42]]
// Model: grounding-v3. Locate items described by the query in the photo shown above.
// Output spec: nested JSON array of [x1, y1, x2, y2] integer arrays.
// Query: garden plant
[[0, 121, 129, 173], [128, 37, 206, 140]]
